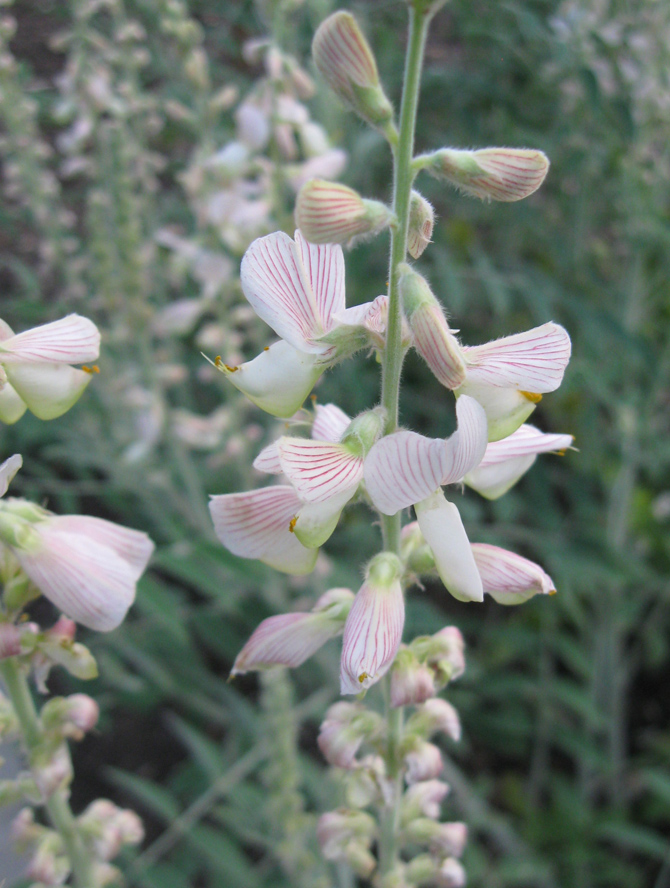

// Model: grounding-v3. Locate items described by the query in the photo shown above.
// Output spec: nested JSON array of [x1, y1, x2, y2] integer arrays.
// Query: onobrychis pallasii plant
[[208, 0, 573, 884]]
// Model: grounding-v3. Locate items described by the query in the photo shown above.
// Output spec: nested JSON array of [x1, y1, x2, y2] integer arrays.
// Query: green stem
[[0, 658, 95, 887]]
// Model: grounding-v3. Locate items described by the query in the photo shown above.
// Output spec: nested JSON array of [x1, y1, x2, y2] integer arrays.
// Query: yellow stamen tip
[[548, 588, 557, 596], [263, 346, 270, 352], [82, 364, 100, 374], [358, 672, 369, 684], [288, 516, 297, 533], [521, 391, 543, 404]]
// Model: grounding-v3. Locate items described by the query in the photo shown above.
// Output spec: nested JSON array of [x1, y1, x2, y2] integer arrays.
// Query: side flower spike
[[465, 423, 574, 499], [0, 315, 101, 423], [231, 587, 355, 674], [341, 552, 405, 695]]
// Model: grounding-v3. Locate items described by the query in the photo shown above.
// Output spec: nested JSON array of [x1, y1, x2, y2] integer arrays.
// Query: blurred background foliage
[[1, 0, 670, 885]]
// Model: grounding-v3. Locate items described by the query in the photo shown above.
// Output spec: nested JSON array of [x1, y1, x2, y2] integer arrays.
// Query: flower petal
[[44, 516, 154, 578], [364, 432, 448, 516], [232, 613, 338, 673], [217, 340, 324, 418], [463, 322, 571, 392], [240, 231, 327, 353], [0, 315, 100, 364], [4, 363, 93, 420], [440, 395, 488, 484], [0, 381, 28, 424], [415, 491, 483, 603], [292, 491, 351, 548], [0, 454, 22, 498], [294, 231, 346, 325], [471, 543, 555, 604], [312, 403, 351, 442], [209, 486, 317, 575], [253, 442, 283, 474], [278, 438, 363, 503]]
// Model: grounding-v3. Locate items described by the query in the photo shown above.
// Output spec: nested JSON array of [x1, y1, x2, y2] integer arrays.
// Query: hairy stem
[[0, 658, 95, 887]]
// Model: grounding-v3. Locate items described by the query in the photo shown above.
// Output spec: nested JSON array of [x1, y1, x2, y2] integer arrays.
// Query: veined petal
[[209, 486, 317, 575], [466, 424, 573, 499], [312, 403, 351, 442], [332, 295, 388, 349], [410, 302, 466, 389], [440, 395, 488, 484], [253, 442, 283, 474], [4, 363, 93, 421], [365, 432, 448, 516], [415, 491, 483, 603], [463, 322, 571, 392], [0, 315, 100, 364], [241, 231, 327, 353], [294, 230, 346, 325], [43, 516, 153, 578], [217, 340, 324, 418], [0, 381, 28, 424], [0, 454, 22, 498], [471, 543, 555, 604], [278, 438, 363, 503]]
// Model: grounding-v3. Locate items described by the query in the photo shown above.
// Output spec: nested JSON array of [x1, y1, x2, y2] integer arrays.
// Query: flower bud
[[11, 807, 43, 846], [0, 621, 21, 659], [296, 179, 395, 246], [400, 521, 435, 575], [340, 407, 385, 458], [404, 818, 467, 858], [400, 266, 466, 389], [41, 694, 99, 740], [317, 809, 377, 877], [390, 647, 436, 708], [313, 12, 394, 132], [407, 191, 434, 259], [406, 698, 461, 743], [410, 626, 466, 685], [79, 799, 144, 861], [318, 701, 383, 768], [404, 739, 443, 783], [401, 779, 450, 823], [343, 755, 389, 808], [436, 858, 467, 888], [0, 772, 39, 805], [31, 744, 72, 798], [0, 689, 19, 737], [424, 147, 550, 202], [28, 833, 70, 885]]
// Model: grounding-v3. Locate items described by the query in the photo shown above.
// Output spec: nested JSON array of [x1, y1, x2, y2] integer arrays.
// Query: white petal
[[209, 486, 317, 575], [4, 363, 93, 420], [364, 431, 448, 516], [455, 382, 538, 442], [463, 322, 571, 392], [332, 294, 388, 347], [440, 395, 488, 484], [466, 454, 537, 500], [0, 454, 22, 497], [253, 442, 283, 474], [471, 543, 555, 604], [218, 340, 324, 418], [415, 491, 483, 603], [16, 529, 138, 631], [294, 230, 346, 325], [278, 438, 363, 503], [0, 381, 28, 424], [0, 315, 100, 364], [312, 403, 351, 442], [292, 491, 351, 548], [240, 232, 327, 353], [340, 578, 404, 695], [44, 516, 154, 578], [232, 612, 341, 673]]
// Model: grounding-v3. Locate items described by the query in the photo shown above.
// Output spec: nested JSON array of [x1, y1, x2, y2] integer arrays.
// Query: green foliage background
[[2, 0, 670, 885]]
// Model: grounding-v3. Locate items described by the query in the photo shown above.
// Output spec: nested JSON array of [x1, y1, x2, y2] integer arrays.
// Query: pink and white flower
[[471, 543, 556, 604], [0, 315, 100, 423]]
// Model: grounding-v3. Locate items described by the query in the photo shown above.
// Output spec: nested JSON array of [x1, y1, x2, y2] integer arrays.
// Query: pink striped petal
[[409, 302, 466, 389], [415, 492, 483, 603], [0, 315, 100, 364], [240, 232, 327, 353], [463, 322, 571, 392], [295, 230, 346, 325], [340, 561, 405, 695], [4, 363, 93, 421], [43, 516, 154, 578], [209, 486, 317, 575], [471, 543, 555, 604], [253, 442, 283, 474], [0, 454, 22, 498], [312, 403, 351, 442], [364, 431, 448, 516], [440, 395, 488, 484], [278, 438, 363, 503], [332, 295, 389, 349]]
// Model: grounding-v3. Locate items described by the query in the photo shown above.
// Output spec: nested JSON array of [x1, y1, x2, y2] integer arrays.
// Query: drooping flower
[[0, 315, 101, 423], [364, 395, 488, 602]]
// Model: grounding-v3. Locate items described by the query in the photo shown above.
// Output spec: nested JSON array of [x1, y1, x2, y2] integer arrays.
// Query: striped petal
[[463, 322, 571, 392], [312, 403, 351, 442], [217, 340, 324, 418], [471, 543, 555, 604], [44, 516, 154, 578], [0, 454, 22, 498], [409, 302, 466, 389], [295, 230, 346, 326], [466, 424, 573, 499], [241, 231, 326, 353], [4, 363, 93, 421], [332, 295, 388, 349], [415, 491, 483, 603], [278, 438, 363, 503], [209, 486, 317, 575], [440, 395, 488, 484], [364, 431, 448, 516], [0, 315, 100, 364], [253, 442, 283, 474]]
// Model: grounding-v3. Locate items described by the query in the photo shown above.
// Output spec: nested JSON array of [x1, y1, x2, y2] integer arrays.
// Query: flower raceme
[[0, 455, 154, 631], [212, 230, 389, 417], [0, 315, 100, 424]]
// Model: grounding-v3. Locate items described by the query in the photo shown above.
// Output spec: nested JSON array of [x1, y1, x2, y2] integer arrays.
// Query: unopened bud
[[0, 772, 39, 805], [404, 818, 467, 858], [404, 739, 443, 783], [406, 698, 461, 742], [296, 179, 394, 246], [402, 779, 450, 823], [0, 621, 21, 659], [28, 833, 70, 885], [317, 809, 377, 877], [11, 807, 43, 846], [400, 265, 466, 389], [341, 407, 385, 458], [31, 744, 72, 798], [343, 755, 388, 808], [313, 12, 394, 132], [79, 799, 144, 861], [400, 521, 435, 574], [410, 626, 465, 684], [390, 647, 436, 708], [424, 147, 549, 202], [407, 191, 434, 259], [183, 47, 209, 89], [318, 701, 383, 768], [41, 694, 99, 740], [436, 857, 467, 887]]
